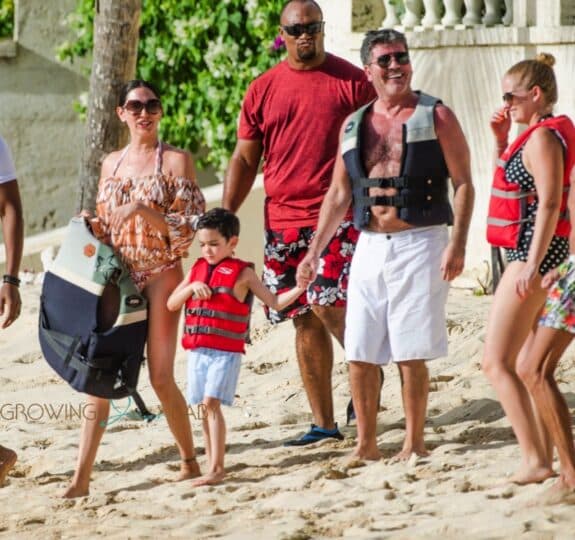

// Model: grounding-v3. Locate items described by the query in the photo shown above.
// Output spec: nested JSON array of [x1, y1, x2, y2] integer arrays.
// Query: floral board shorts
[[263, 220, 359, 324], [539, 255, 575, 333]]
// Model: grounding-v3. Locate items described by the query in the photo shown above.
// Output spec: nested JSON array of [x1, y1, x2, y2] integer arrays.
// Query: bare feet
[[539, 477, 575, 506], [510, 465, 555, 485], [391, 445, 430, 462], [0, 446, 17, 487], [62, 483, 89, 498], [191, 470, 225, 487], [351, 445, 381, 461], [177, 457, 201, 481]]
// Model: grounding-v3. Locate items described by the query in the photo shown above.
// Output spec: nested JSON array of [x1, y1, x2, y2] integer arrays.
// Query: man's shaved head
[[280, 0, 322, 23]]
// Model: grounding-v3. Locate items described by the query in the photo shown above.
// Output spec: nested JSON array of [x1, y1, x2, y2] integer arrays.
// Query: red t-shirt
[[238, 53, 376, 229]]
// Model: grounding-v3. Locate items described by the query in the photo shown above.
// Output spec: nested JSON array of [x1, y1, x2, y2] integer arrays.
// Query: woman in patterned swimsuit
[[64, 80, 206, 498], [482, 54, 570, 485]]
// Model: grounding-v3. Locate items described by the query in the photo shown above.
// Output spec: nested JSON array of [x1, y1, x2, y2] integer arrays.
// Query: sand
[[1, 277, 575, 539]]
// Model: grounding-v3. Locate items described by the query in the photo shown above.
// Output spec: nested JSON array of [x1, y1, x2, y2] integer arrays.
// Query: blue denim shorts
[[187, 347, 242, 406]]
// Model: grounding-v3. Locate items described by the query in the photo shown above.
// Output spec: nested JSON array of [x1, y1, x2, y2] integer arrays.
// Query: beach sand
[[1, 278, 575, 539]]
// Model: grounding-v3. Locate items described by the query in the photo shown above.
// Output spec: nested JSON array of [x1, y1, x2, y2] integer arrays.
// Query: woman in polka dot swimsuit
[[482, 53, 573, 485]]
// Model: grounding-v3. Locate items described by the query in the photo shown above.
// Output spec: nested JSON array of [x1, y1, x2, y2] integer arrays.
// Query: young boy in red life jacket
[[167, 207, 304, 486]]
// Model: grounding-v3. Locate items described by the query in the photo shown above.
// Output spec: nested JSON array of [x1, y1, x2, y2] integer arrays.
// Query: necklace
[[122, 141, 159, 178]]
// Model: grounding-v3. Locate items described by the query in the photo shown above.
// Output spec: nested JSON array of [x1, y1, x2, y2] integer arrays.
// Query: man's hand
[[0, 283, 21, 329], [440, 242, 465, 281], [296, 252, 320, 289]]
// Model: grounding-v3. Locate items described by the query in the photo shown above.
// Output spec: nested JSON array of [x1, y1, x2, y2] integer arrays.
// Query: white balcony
[[378, 0, 513, 29]]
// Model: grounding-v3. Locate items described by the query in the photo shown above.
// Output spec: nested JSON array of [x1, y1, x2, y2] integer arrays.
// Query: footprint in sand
[[429, 374, 455, 392], [249, 359, 287, 375], [13, 352, 43, 364], [26, 439, 52, 450], [34, 472, 69, 485], [232, 421, 270, 432]]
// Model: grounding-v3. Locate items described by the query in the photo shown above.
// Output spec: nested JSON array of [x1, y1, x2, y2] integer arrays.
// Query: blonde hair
[[506, 52, 558, 105]]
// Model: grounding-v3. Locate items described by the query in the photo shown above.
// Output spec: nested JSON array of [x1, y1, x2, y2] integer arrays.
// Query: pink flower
[[271, 35, 285, 52]]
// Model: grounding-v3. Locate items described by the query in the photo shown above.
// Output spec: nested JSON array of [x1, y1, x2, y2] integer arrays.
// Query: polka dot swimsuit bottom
[[503, 146, 569, 275]]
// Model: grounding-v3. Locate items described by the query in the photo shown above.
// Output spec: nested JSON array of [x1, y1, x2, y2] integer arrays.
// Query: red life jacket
[[486, 115, 575, 248], [182, 257, 253, 354]]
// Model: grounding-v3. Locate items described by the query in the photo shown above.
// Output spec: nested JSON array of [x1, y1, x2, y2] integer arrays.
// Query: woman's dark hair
[[118, 80, 161, 107], [197, 208, 240, 240]]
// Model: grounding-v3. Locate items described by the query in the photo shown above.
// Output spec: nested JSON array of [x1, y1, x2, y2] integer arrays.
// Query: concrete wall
[[0, 0, 87, 235]]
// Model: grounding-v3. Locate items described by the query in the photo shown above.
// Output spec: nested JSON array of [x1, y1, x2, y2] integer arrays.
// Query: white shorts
[[345, 226, 450, 365]]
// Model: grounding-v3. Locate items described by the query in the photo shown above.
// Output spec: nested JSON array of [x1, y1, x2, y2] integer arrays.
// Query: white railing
[[380, 0, 512, 29]]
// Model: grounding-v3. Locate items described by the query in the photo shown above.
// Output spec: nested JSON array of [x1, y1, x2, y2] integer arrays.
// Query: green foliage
[[57, 0, 287, 176], [0, 0, 14, 38]]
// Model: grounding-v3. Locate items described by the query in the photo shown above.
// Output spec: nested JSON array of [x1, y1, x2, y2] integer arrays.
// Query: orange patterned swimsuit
[[90, 142, 205, 291]]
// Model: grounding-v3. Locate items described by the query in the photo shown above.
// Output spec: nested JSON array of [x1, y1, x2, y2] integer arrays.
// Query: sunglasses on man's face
[[123, 99, 162, 115], [370, 51, 410, 69], [281, 21, 324, 37]]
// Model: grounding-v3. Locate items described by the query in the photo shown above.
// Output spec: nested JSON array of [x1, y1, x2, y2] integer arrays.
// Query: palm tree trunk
[[77, 0, 141, 213]]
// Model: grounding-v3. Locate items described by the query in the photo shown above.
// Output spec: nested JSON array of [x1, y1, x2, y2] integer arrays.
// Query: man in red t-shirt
[[222, 0, 375, 445]]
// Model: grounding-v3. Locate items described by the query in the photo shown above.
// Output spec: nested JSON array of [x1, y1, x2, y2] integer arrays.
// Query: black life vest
[[342, 92, 453, 230], [39, 217, 152, 419]]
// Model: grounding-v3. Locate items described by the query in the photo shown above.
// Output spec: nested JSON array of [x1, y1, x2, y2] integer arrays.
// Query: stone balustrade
[[380, 0, 512, 29]]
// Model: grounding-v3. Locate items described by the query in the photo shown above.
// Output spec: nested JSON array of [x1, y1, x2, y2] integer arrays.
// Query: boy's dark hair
[[196, 208, 240, 240]]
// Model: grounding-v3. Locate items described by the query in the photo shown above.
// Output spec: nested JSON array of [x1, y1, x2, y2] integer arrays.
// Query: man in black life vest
[[297, 29, 475, 461]]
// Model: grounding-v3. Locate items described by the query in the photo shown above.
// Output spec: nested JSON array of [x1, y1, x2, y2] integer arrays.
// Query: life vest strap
[[358, 175, 441, 189], [356, 194, 408, 208], [211, 286, 235, 296], [491, 187, 536, 200], [184, 325, 249, 341], [487, 208, 569, 228], [185, 307, 249, 323], [486, 217, 530, 227]]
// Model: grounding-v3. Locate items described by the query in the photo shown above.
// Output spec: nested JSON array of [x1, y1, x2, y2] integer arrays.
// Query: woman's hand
[[189, 281, 212, 300], [515, 261, 539, 299], [109, 202, 141, 230], [490, 107, 511, 146]]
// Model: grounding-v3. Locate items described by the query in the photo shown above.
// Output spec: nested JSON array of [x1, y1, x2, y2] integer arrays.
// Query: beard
[[296, 43, 316, 61]]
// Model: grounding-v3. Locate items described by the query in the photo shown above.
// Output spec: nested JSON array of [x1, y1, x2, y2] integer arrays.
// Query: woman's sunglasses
[[370, 51, 411, 69], [502, 91, 530, 105], [123, 99, 162, 115]]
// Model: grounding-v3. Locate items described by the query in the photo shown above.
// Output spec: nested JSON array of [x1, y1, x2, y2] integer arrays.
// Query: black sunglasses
[[124, 99, 162, 115], [370, 51, 410, 68], [281, 21, 324, 37]]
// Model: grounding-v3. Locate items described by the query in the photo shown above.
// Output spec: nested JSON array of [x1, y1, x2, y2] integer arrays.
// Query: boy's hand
[[296, 252, 319, 289], [190, 281, 212, 299]]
